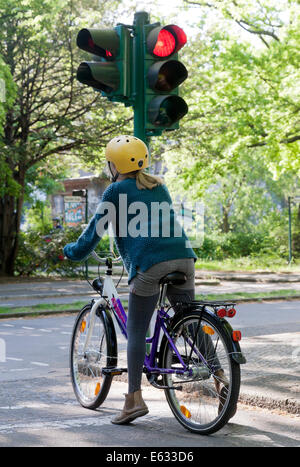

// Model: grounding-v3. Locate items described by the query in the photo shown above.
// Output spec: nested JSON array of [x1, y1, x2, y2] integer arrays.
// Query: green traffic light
[[148, 95, 188, 127]]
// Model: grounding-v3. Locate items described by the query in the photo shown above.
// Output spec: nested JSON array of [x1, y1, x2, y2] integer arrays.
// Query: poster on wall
[[64, 196, 85, 227]]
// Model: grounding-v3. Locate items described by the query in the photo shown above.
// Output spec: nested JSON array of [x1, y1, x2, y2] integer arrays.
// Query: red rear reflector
[[227, 308, 236, 318], [217, 308, 227, 318], [106, 50, 112, 57], [232, 330, 242, 341], [153, 29, 176, 57]]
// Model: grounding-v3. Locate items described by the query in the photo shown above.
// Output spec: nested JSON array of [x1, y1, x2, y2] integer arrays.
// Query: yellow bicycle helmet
[[105, 135, 149, 174]]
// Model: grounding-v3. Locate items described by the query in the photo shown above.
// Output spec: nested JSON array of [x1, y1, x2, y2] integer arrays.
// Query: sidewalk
[[1, 270, 300, 307], [113, 329, 300, 416]]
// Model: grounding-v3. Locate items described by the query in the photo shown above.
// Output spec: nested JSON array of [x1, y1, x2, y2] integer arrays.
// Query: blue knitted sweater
[[63, 179, 197, 281]]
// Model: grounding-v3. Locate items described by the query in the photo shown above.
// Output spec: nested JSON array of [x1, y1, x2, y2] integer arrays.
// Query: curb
[[1, 295, 300, 320], [238, 393, 300, 415], [0, 309, 79, 319]]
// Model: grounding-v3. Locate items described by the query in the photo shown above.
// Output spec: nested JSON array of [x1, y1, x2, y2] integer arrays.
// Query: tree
[[0, 0, 131, 275], [162, 0, 299, 195]]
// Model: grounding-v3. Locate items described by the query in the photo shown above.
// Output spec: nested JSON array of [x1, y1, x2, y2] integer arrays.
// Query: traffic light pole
[[133, 13, 151, 351], [288, 196, 292, 265], [133, 12, 149, 147]]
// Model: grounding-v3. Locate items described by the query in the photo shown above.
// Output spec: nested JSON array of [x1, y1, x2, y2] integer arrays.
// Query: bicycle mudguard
[[220, 319, 247, 364], [173, 303, 247, 365], [202, 308, 247, 365]]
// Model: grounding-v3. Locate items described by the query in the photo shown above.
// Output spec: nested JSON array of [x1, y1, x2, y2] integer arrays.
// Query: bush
[[15, 226, 112, 276], [193, 230, 288, 261]]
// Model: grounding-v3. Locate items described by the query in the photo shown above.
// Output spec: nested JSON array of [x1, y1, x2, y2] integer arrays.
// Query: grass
[[195, 257, 300, 273], [1, 290, 300, 315], [195, 289, 300, 301], [0, 301, 87, 315]]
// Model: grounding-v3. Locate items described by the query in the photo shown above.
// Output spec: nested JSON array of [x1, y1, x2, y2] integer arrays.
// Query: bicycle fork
[[82, 298, 106, 353]]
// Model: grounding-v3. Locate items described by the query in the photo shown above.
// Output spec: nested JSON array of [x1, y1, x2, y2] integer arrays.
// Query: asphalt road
[[0, 302, 299, 447]]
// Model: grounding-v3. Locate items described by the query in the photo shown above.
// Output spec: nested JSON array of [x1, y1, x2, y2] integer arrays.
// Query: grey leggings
[[127, 286, 221, 394]]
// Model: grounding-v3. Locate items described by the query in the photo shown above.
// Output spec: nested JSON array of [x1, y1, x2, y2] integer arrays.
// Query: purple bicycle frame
[[109, 297, 208, 377]]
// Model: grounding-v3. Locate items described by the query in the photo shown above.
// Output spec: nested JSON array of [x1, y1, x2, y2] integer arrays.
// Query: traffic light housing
[[144, 23, 188, 134], [76, 25, 132, 104], [75, 13, 189, 144]]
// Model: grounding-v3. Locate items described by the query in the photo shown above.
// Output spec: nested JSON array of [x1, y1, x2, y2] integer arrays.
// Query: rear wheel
[[70, 304, 117, 409], [160, 309, 240, 435]]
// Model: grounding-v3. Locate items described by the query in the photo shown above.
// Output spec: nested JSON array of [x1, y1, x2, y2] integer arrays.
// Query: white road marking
[[31, 362, 49, 367]]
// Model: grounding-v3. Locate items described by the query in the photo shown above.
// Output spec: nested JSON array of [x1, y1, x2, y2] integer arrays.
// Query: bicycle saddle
[[159, 271, 187, 286]]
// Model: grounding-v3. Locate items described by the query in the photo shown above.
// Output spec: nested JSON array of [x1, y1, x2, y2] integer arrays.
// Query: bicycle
[[70, 251, 246, 435]]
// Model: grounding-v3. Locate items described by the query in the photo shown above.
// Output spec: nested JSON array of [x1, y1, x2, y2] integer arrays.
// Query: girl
[[64, 135, 225, 424]]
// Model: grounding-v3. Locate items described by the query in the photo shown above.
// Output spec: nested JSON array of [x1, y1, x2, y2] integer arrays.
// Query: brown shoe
[[111, 390, 149, 425]]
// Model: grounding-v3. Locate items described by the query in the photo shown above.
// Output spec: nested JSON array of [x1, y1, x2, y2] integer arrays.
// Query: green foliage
[[194, 229, 288, 261], [15, 226, 111, 276], [24, 201, 53, 234]]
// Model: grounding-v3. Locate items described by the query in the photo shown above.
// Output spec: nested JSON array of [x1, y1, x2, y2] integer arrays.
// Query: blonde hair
[[135, 170, 163, 190]]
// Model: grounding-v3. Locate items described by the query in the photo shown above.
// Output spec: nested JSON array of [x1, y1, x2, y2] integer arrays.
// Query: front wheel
[[70, 303, 117, 410], [160, 309, 240, 435]]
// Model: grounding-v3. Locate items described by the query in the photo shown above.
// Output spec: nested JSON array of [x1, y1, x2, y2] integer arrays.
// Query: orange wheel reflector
[[180, 405, 191, 418], [80, 320, 86, 333], [95, 382, 101, 396], [232, 330, 242, 341], [202, 325, 215, 335]]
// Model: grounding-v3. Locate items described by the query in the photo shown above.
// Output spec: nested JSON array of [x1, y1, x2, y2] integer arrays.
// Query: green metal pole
[[133, 13, 151, 352], [133, 11, 151, 154], [85, 190, 89, 279], [288, 196, 292, 265]]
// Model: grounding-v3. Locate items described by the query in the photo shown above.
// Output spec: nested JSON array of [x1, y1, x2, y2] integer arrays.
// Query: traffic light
[[144, 23, 188, 133], [75, 13, 189, 144], [76, 25, 132, 104]]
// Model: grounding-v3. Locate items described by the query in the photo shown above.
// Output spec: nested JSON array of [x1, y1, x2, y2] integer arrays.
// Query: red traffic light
[[147, 24, 187, 58], [77, 28, 119, 61], [153, 29, 175, 57]]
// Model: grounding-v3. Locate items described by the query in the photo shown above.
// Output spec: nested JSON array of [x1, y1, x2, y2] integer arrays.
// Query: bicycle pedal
[[102, 367, 127, 376]]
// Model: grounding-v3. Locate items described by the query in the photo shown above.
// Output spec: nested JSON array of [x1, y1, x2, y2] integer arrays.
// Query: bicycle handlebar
[[91, 250, 122, 264]]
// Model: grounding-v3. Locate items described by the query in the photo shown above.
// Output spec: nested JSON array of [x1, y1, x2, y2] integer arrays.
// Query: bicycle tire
[[70, 303, 118, 410], [159, 308, 240, 435]]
